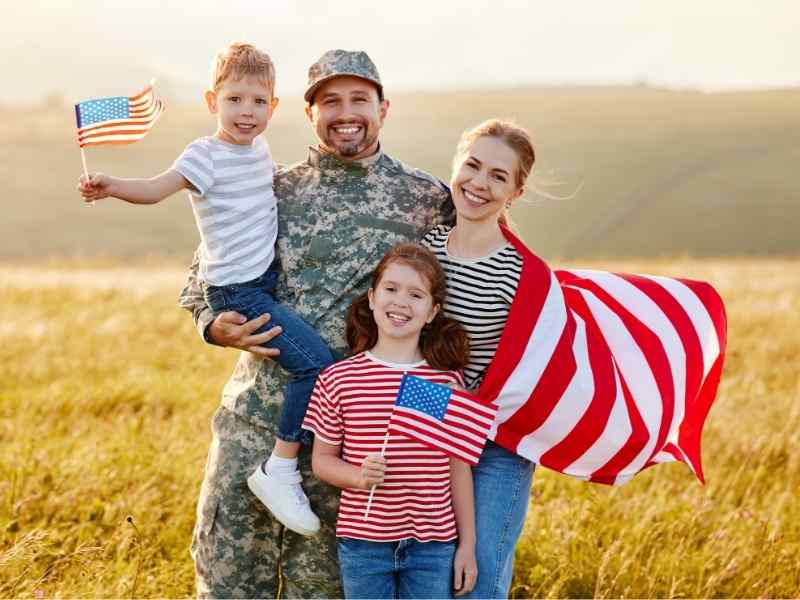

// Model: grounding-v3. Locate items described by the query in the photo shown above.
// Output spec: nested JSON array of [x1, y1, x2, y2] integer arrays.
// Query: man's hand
[[453, 542, 478, 596], [357, 453, 386, 489], [207, 311, 282, 358]]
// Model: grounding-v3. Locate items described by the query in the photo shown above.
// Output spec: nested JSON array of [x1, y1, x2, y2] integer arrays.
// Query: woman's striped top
[[422, 225, 523, 390]]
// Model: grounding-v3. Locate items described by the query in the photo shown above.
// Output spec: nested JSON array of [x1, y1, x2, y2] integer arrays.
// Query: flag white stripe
[[392, 410, 488, 446], [573, 271, 689, 454], [516, 314, 592, 463], [580, 288, 662, 476], [651, 276, 720, 380], [564, 358, 629, 475], [389, 423, 478, 463], [489, 271, 567, 438]]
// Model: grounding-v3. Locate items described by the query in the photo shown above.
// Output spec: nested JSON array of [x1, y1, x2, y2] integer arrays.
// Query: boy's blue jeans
[[337, 537, 456, 599], [203, 266, 334, 445]]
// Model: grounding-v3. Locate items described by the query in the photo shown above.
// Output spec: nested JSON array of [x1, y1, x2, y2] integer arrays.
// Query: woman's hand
[[357, 453, 386, 489], [453, 542, 477, 596], [208, 311, 282, 358]]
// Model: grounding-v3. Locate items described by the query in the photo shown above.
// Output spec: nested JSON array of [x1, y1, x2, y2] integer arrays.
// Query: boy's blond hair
[[211, 42, 276, 95]]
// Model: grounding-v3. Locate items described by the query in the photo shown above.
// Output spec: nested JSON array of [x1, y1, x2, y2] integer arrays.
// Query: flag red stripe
[[388, 421, 481, 465], [391, 409, 488, 450], [538, 286, 618, 472], [589, 366, 648, 483], [620, 273, 705, 472], [79, 125, 158, 141], [674, 279, 727, 483], [78, 113, 160, 135], [573, 278, 675, 466], [621, 274, 704, 403], [478, 234, 552, 404], [79, 138, 145, 148], [448, 396, 497, 422], [128, 86, 152, 102], [493, 311, 577, 453]]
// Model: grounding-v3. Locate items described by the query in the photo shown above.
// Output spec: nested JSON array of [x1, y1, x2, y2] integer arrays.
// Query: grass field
[[2, 87, 800, 260], [1, 257, 798, 598]]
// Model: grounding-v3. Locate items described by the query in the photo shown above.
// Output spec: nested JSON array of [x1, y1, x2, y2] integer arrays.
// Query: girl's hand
[[453, 542, 477, 596], [358, 453, 386, 489], [78, 173, 114, 202]]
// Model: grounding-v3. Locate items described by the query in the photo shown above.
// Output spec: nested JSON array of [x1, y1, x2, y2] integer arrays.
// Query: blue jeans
[[466, 441, 535, 599], [203, 266, 334, 444], [337, 537, 456, 599]]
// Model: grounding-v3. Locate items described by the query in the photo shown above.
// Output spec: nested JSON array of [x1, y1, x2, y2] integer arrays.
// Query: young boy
[[78, 42, 332, 536]]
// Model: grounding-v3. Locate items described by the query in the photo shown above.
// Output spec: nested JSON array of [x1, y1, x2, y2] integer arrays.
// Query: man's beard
[[337, 141, 363, 157], [324, 124, 378, 158]]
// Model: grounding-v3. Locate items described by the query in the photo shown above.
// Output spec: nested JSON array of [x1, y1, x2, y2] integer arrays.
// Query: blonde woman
[[422, 120, 536, 599]]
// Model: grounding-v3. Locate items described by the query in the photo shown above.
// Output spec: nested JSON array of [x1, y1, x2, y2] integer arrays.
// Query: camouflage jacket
[[179, 145, 454, 428]]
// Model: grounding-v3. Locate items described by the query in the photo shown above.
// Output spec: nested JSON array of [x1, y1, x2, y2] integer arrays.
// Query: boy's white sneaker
[[247, 465, 321, 536]]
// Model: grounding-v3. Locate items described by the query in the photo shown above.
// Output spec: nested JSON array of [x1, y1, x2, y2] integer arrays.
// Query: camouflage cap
[[304, 49, 383, 102]]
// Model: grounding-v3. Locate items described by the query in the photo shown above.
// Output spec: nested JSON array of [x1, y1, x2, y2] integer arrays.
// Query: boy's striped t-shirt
[[302, 352, 463, 542], [173, 135, 277, 286], [422, 225, 523, 390]]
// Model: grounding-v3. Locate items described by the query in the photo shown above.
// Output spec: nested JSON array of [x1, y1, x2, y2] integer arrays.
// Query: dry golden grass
[[1, 257, 798, 598]]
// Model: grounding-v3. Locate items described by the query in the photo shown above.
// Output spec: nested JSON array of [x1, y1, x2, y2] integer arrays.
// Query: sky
[[3, 0, 799, 104]]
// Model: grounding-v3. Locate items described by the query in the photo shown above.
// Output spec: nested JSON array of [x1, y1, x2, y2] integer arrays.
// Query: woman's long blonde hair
[[453, 119, 536, 227]]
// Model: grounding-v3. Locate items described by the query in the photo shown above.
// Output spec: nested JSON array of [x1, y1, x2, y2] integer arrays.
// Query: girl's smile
[[368, 262, 439, 343]]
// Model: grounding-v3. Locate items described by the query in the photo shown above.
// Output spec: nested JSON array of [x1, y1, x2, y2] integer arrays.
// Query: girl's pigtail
[[346, 292, 378, 355], [420, 313, 470, 372]]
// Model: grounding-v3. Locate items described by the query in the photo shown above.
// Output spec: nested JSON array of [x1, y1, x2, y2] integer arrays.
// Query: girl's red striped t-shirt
[[302, 351, 463, 542]]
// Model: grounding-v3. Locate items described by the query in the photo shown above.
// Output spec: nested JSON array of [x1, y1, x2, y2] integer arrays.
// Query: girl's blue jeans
[[465, 440, 535, 599], [203, 266, 334, 445], [337, 537, 457, 599]]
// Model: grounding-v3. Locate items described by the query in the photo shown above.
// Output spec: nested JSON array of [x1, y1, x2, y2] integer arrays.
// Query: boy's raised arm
[[78, 169, 187, 204]]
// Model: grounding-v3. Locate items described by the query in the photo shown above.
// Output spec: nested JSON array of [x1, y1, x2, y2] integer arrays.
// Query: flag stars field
[[396, 375, 451, 420], [75, 97, 129, 128]]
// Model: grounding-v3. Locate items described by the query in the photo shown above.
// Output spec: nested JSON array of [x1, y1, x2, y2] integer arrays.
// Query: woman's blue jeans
[[466, 441, 535, 599]]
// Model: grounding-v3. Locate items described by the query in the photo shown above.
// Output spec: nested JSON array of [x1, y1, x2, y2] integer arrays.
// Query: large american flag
[[388, 374, 497, 466], [477, 226, 727, 485], [74, 84, 164, 148]]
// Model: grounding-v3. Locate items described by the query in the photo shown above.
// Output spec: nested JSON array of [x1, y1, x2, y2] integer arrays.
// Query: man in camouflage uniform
[[179, 49, 453, 598]]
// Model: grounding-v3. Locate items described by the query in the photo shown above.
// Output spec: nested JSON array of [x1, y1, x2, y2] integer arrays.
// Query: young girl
[[301, 243, 478, 599], [422, 119, 536, 599]]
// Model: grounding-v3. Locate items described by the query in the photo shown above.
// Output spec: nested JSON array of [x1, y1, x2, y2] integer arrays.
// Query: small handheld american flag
[[388, 374, 496, 466], [74, 83, 165, 149], [363, 373, 496, 520]]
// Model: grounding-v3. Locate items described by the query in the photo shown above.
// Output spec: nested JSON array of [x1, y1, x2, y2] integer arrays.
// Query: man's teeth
[[334, 126, 361, 134], [463, 189, 488, 204]]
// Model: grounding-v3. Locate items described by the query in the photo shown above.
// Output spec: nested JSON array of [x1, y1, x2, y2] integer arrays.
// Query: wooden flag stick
[[363, 431, 390, 521], [80, 146, 94, 207]]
